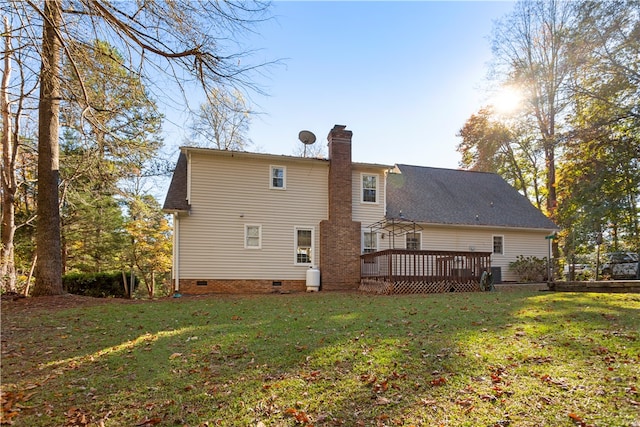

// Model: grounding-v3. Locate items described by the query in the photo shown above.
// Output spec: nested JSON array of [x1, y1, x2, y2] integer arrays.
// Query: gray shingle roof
[[386, 164, 557, 230], [162, 152, 190, 212]]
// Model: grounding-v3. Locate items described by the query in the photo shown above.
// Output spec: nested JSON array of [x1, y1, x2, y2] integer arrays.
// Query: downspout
[[173, 212, 180, 295]]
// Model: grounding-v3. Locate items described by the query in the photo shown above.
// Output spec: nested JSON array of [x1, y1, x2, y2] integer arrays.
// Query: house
[[163, 125, 557, 295], [383, 163, 558, 282]]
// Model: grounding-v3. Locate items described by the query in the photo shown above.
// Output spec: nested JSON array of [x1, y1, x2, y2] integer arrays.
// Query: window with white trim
[[270, 165, 286, 189], [493, 235, 504, 254], [406, 232, 421, 250], [362, 174, 378, 203], [245, 225, 262, 249], [363, 231, 377, 254], [295, 227, 313, 265]]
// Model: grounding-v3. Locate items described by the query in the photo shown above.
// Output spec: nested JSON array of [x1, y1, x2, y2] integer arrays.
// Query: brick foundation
[[178, 279, 306, 295]]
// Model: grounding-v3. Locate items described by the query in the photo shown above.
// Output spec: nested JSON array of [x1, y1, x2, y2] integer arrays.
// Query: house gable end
[[163, 151, 190, 212]]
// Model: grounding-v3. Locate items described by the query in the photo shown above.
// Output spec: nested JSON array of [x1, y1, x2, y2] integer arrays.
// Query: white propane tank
[[306, 266, 320, 292]]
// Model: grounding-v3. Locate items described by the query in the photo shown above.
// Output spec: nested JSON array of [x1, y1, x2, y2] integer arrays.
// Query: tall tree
[[1, 16, 17, 292], [32, 0, 64, 296], [6, 0, 272, 296], [490, 0, 575, 223], [465, 0, 640, 258], [57, 39, 164, 274], [557, 0, 640, 253], [187, 88, 251, 150]]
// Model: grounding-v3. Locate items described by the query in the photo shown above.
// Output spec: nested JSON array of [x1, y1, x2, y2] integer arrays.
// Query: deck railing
[[360, 249, 492, 294]]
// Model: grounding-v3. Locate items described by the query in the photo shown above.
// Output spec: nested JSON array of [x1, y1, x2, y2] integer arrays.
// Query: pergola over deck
[[360, 218, 492, 294], [366, 216, 424, 249]]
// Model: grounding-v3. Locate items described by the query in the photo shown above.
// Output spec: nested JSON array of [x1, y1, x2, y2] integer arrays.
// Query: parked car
[[563, 263, 593, 280], [600, 252, 639, 279]]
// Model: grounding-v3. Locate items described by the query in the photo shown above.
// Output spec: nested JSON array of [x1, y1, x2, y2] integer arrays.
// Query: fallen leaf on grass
[[540, 374, 569, 390], [65, 407, 92, 426], [430, 377, 447, 386], [1, 391, 37, 425], [568, 412, 587, 426], [455, 398, 474, 407], [373, 379, 388, 393], [375, 396, 392, 405], [284, 407, 311, 424]]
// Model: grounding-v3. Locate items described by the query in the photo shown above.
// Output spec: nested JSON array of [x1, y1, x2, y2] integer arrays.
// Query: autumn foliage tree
[[125, 195, 172, 298]]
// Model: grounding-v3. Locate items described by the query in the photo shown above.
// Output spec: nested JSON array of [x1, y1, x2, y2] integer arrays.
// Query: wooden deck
[[360, 249, 492, 294]]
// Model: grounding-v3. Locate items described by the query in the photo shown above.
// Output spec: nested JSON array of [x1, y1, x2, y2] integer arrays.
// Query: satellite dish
[[298, 130, 316, 157], [298, 130, 316, 145]]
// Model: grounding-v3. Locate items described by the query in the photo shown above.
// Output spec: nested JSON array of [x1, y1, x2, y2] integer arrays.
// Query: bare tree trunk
[[33, 0, 63, 296], [1, 16, 16, 293]]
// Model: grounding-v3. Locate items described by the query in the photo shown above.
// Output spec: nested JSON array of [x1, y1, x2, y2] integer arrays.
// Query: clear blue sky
[[161, 1, 515, 171]]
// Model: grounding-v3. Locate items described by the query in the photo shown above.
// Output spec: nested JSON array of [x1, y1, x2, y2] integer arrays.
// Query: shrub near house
[[509, 255, 547, 282]]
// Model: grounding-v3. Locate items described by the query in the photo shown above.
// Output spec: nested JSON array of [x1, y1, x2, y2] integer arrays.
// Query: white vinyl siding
[[353, 168, 386, 227], [416, 225, 550, 282], [179, 152, 328, 280]]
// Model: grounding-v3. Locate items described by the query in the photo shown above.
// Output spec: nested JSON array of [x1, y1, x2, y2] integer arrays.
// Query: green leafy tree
[[60, 40, 163, 191], [58, 40, 163, 275], [61, 189, 127, 274], [557, 0, 640, 255]]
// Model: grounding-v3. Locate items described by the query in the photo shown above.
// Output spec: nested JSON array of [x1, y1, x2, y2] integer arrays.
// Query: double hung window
[[245, 225, 262, 249], [362, 174, 378, 203], [493, 235, 504, 254], [295, 227, 313, 265], [270, 166, 286, 189], [363, 231, 377, 254], [406, 232, 421, 250]]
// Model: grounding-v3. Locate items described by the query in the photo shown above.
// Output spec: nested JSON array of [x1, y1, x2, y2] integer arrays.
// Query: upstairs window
[[270, 166, 286, 189], [362, 174, 378, 203], [493, 235, 504, 254], [245, 225, 262, 249], [406, 232, 421, 250], [295, 227, 313, 265]]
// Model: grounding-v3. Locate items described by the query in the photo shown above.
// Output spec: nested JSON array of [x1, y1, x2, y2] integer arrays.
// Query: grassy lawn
[[1, 290, 639, 426]]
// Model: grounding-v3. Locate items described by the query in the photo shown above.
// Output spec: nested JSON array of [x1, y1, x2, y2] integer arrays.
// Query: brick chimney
[[319, 125, 361, 290]]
